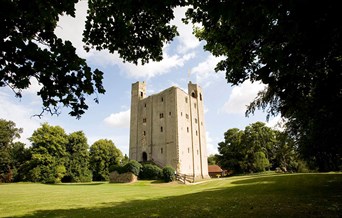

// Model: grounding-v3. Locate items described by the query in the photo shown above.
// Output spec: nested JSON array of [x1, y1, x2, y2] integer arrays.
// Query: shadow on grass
[[46, 182, 107, 186], [9, 174, 342, 218]]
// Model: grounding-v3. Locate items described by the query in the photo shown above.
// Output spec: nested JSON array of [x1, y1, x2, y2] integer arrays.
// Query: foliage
[[123, 160, 142, 177], [63, 131, 92, 182], [3, 0, 340, 169], [28, 123, 69, 183], [1, 0, 105, 118], [185, 1, 342, 171], [162, 166, 175, 182], [207, 154, 217, 165], [139, 164, 162, 180], [0, 119, 24, 182], [83, 0, 342, 171], [218, 122, 299, 174], [89, 139, 123, 181], [83, 0, 186, 65]]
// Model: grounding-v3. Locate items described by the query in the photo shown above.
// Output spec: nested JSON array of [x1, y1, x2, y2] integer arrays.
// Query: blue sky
[[0, 2, 280, 155]]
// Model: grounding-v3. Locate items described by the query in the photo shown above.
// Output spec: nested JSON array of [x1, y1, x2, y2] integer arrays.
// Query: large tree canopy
[[2, 0, 341, 170], [185, 0, 342, 171], [1, 0, 105, 118]]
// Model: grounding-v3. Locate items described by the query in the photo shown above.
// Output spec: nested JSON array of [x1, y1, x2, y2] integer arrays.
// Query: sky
[[0, 2, 281, 156]]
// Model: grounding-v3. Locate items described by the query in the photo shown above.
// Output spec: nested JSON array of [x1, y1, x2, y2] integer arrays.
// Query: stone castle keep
[[129, 81, 209, 179]]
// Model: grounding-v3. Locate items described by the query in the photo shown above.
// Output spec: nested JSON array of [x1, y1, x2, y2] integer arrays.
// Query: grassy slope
[[0, 173, 341, 217]]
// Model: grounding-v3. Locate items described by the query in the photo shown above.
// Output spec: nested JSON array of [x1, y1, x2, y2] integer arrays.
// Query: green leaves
[[89, 139, 123, 181], [1, 0, 104, 118], [83, 0, 183, 64], [217, 122, 298, 173]]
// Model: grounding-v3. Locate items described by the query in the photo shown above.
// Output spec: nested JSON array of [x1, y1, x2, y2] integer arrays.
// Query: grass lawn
[[0, 173, 341, 217]]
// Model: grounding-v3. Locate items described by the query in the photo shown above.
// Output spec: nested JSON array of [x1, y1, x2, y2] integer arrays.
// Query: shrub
[[162, 166, 175, 182], [123, 160, 142, 176], [139, 164, 162, 180], [109, 165, 125, 174]]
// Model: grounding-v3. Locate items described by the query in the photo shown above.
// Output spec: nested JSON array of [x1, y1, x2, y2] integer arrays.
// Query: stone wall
[[109, 171, 137, 183]]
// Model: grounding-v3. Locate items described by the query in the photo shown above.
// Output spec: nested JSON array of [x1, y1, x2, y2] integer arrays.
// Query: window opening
[[160, 113, 164, 118], [161, 126, 163, 132], [161, 148, 163, 154], [142, 152, 147, 162]]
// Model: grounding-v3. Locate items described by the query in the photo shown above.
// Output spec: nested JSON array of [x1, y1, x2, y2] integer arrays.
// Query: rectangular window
[[160, 113, 164, 118], [143, 118, 147, 123], [161, 97, 164, 102], [161, 126, 163, 132], [187, 127, 189, 133], [161, 148, 163, 154], [195, 118, 198, 124], [196, 130, 198, 136], [169, 112, 171, 116], [140, 92, 143, 97], [185, 97, 188, 103], [144, 103, 146, 108], [186, 114, 189, 119], [143, 131, 146, 136]]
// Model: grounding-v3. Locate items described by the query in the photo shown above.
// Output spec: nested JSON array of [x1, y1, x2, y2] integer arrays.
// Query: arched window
[[142, 152, 148, 162]]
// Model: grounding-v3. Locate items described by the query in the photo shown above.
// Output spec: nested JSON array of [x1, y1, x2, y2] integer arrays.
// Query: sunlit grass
[[0, 173, 341, 217]]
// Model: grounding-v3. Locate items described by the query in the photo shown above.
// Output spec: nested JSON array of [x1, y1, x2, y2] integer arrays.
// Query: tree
[[64, 131, 92, 182], [0, 119, 23, 182], [28, 123, 68, 183], [1, 0, 105, 118], [185, 1, 342, 171], [85, 1, 341, 171], [89, 139, 123, 181], [3, 1, 341, 170], [217, 128, 245, 173], [218, 122, 299, 174], [207, 154, 217, 165]]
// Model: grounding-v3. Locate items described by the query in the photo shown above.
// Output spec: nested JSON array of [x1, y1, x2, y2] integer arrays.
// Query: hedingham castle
[[129, 81, 209, 179]]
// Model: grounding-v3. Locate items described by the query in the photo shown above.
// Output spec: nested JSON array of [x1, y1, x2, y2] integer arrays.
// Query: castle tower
[[129, 81, 209, 180], [129, 81, 146, 160]]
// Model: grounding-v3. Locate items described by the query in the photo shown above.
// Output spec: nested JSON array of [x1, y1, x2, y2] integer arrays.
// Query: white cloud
[[221, 80, 266, 114], [22, 77, 42, 96], [266, 115, 285, 131], [55, 2, 197, 80], [55, 1, 88, 57], [121, 51, 196, 79], [104, 109, 130, 128], [206, 131, 218, 155], [191, 55, 225, 88], [0, 92, 45, 146], [171, 7, 201, 54]]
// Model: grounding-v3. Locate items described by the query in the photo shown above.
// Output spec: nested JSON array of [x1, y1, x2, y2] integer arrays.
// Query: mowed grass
[[0, 173, 341, 217]]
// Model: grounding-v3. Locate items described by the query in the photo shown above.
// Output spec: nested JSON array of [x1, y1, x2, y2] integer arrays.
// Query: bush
[[162, 166, 175, 182], [139, 164, 162, 180], [109, 165, 125, 174], [123, 160, 142, 176]]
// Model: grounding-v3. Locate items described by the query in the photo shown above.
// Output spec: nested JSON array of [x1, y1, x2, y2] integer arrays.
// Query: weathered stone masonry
[[129, 81, 209, 179]]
